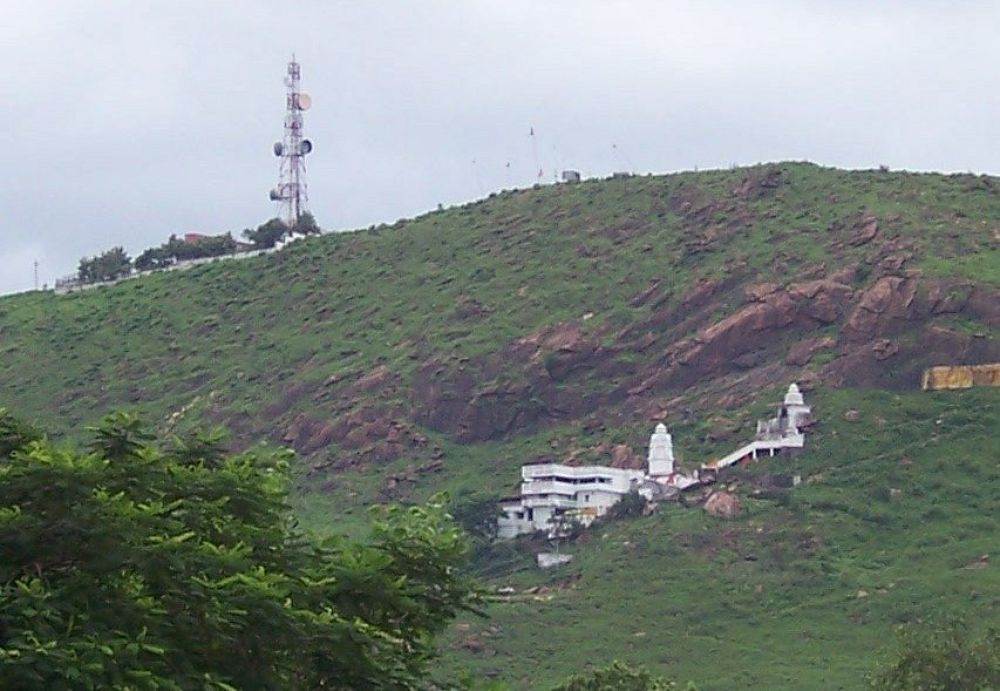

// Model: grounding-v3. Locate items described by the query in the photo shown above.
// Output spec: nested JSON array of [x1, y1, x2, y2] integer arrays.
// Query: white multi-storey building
[[498, 463, 646, 538]]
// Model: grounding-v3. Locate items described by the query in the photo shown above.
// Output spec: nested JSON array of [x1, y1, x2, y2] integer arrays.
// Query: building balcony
[[520, 480, 579, 496], [520, 495, 578, 509]]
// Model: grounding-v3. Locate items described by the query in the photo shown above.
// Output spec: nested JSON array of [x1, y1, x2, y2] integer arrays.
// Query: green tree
[[243, 218, 289, 249], [134, 246, 169, 272], [552, 660, 680, 691], [292, 212, 322, 236], [450, 493, 501, 542], [78, 246, 132, 283], [868, 622, 1000, 690], [0, 412, 477, 689], [607, 490, 648, 520], [0, 408, 40, 458]]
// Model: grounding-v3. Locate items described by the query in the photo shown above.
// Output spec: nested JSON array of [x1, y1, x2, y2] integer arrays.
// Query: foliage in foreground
[[868, 621, 1000, 690], [550, 660, 681, 690], [0, 409, 476, 689]]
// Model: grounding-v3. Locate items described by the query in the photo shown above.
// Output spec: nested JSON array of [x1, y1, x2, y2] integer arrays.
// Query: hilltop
[[0, 162, 997, 686]]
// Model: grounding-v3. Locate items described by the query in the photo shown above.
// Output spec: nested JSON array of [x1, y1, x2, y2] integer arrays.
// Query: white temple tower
[[782, 383, 811, 430], [647, 423, 675, 477]]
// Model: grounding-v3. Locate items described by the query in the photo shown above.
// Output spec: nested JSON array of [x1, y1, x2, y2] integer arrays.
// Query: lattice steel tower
[[269, 56, 313, 227]]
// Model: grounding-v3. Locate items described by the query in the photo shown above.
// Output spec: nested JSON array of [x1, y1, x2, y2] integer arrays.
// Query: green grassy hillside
[[438, 387, 999, 689], [0, 162, 998, 686]]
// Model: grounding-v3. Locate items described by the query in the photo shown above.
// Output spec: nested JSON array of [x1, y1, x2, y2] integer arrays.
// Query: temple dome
[[784, 382, 804, 406]]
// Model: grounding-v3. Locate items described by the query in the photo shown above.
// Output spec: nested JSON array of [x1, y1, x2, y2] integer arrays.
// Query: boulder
[[704, 491, 741, 519], [848, 216, 879, 246]]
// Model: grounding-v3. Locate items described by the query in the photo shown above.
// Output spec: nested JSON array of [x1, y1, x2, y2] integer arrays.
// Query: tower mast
[[269, 55, 313, 228]]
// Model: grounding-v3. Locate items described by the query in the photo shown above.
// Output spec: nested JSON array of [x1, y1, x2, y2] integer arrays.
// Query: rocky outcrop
[[671, 280, 853, 379], [843, 276, 919, 343], [282, 407, 427, 465], [786, 336, 836, 366], [704, 491, 742, 519], [609, 444, 643, 470], [848, 216, 879, 247]]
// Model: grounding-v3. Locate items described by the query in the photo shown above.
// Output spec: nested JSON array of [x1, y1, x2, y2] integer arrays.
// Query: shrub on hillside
[[552, 660, 683, 690], [868, 621, 1000, 690], [608, 490, 648, 520]]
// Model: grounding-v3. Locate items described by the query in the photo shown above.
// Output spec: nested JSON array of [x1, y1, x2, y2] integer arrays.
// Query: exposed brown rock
[[629, 279, 664, 307], [680, 291, 801, 373], [843, 276, 919, 342], [351, 365, 392, 393], [829, 264, 859, 284], [872, 339, 899, 361], [788, 279, 854, 323], [732, 167, 784, 199], [785, 336, 837, 366], [744, 282, 780, 302], [966, 287, 1000, 325], [609, 444, 643, 469], [926, 282, 972, 315], [848, 216, 879, 246], [680, 278, 724, 310], [704, 491, 741, 519]]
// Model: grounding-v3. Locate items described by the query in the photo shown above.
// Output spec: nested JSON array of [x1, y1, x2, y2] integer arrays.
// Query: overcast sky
[[2, 1, 999, 294]]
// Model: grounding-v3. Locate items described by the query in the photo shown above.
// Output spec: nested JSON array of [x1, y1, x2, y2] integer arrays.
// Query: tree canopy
[[291, 212, 322, 236], [134, 233, 239, 271], [243, 218, 289, 249], [0, 409, 477, 689], [77, 246, 132, 283]]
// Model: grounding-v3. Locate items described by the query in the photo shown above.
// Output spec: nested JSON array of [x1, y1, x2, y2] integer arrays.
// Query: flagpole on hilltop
[[530, 126, 542, 184]]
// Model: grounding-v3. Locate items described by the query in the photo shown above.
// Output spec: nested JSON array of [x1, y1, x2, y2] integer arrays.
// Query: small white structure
[[274, 232, 308, 251], [537, 552, 574, 569]]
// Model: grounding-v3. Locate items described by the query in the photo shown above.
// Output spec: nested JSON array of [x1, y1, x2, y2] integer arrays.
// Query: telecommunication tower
[[269, 56, 313, 227]]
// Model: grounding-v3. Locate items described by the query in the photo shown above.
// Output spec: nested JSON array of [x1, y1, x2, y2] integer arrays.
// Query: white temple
[[647, 423, 675, 478], [497, 383, 812, 539]]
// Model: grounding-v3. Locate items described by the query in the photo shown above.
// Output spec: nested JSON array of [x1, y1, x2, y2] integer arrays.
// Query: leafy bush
[[552, 660, 680, 690], [608, 490, 648, 520], [868, 621, 1000, 690], [0, 411, 478, 689]]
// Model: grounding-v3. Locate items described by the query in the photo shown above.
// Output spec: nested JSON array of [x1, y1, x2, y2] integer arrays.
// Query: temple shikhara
[[498, 383, 812, 539]]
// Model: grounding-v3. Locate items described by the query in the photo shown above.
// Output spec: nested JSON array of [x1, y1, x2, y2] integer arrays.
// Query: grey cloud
[[1, 1, 998, 294]]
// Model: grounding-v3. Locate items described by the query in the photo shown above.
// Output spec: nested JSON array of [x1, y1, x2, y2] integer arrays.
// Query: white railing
[[521, 480, 581, 496], [521, 495, 578, 509], [705, 435, 805, 470]]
